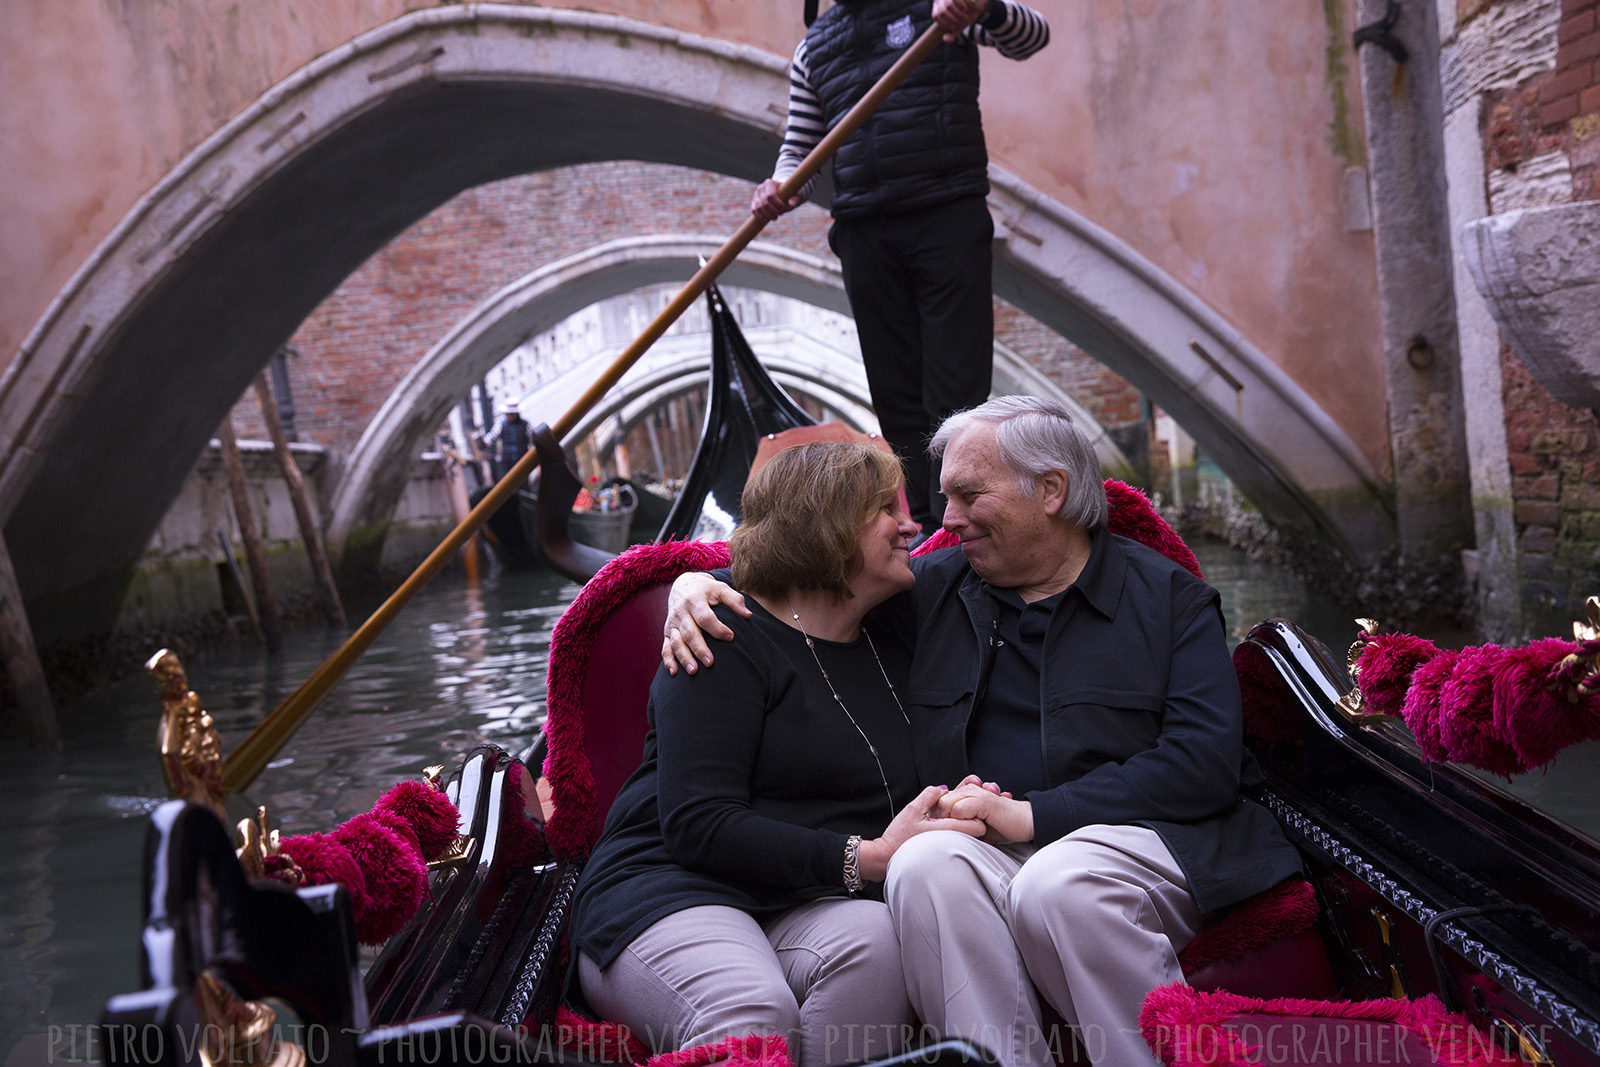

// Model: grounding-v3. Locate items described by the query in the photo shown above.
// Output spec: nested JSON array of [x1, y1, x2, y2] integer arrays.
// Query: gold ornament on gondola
[[147, 648, 225, 819], [1556, 596, 1600, 702], [422, 765, 475, 870], [1334, 619, 1384, 722], [236, 804, 302, 885], [196, 969, 306, 1067]]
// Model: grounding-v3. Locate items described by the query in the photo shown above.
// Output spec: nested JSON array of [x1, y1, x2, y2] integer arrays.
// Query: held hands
[[661, 572, 749, 675], [931, 0, 989, 41], [751, 179, 805, 223], [936, 775, 1034, 844], [857, 785, 986, 882]]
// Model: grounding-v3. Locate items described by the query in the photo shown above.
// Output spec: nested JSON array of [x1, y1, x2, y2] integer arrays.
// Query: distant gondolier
[[483, 400, 530, 481], [753, 0, 1049, 535]]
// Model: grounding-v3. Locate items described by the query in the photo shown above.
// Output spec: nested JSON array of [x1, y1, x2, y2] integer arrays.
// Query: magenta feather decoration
[[278, 831, 370, 915], [1492, 638, 1600, 772], [332, 811, 428, 945], [1403, 649, 1460, 764], [374, 779, 460, 862], [1356, 633, 1441, 721]]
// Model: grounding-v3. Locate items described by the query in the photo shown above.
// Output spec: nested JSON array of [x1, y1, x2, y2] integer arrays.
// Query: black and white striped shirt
[[772, 0, 1051, 197]]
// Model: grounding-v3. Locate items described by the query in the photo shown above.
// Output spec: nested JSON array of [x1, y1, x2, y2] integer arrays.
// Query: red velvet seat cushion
[[1180, 878, 1337, 1001], [542, 541, 731, 858]]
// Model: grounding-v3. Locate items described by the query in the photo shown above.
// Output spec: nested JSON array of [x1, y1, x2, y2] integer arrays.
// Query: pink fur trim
[[543, 541, 731, 858], [1492, 638, 1600, 772], [1437, 647, 1522, 778], [911, 527, 958, 555], [1140, 984, 1521, 1066], [1177, 878, 1319, 974], [551, 1005, 651, 1063], [277, 831, 369, 913], [332, 811, 429, 945], [373, 780, 460, 862], [1404, 649, 1462, 764], [646, 1033, 790, 1067], [1355, 632, 1440, 721], [1355, 632, 1600, 777], [1233, 642, 1303, 750], [499, 761, 549, 869], [1104, 480, 1203, 579]]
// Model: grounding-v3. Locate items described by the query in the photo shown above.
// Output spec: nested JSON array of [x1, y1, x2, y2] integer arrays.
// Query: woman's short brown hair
[[730, 441, 904, 601]]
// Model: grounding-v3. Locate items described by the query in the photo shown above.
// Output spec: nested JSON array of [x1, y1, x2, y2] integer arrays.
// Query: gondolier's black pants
[[830, 194, 994, 533]]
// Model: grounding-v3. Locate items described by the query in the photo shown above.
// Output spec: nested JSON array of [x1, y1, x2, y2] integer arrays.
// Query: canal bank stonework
[[1445, 0, 1600, 636]]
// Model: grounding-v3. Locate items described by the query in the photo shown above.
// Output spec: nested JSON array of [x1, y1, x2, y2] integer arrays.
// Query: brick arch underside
[[0, 7, 1387, 643]]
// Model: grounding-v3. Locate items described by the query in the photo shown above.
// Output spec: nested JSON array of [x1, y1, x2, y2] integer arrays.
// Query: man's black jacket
[[880, 528, 1303, 913]]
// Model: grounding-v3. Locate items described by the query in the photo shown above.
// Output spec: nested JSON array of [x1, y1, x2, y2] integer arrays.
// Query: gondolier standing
[[483, 400, 530, 481], [753, 0, 1049, 536]]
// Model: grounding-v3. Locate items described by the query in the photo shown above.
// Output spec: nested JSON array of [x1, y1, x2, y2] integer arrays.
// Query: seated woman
[[570, 442, 983, 1067]]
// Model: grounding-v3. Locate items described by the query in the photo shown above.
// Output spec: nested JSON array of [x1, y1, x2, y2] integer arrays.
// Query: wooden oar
[[221, 20, 949, 793]]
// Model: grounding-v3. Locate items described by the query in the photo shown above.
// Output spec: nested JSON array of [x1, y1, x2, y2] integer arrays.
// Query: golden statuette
[[235, 805, 301, 885], [196, 969, 306, 1067], [147, 649, 225, 819], [1556, 595, 1600, 701], [422, 765, 475, 870], [1334, 619, 1383, 721]]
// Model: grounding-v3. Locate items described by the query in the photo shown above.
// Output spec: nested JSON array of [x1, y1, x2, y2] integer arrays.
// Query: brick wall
[[226, 160, 1144, 475], [1482, 0, 1600, 198], [1503, 344, 1600, 633], [1470, 0, 1600, 632]]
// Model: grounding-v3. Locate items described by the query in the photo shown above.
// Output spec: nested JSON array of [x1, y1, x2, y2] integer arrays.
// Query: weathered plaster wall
[[2, 0, 1388, 476]]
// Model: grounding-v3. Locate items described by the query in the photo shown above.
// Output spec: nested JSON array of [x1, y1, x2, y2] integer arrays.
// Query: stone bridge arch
[[0, 6, 1387, 641], [327, 235, 1131, 571]]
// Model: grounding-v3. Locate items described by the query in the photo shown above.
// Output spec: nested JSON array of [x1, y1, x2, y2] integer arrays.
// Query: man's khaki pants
[[886, 825, 1203, 1067]]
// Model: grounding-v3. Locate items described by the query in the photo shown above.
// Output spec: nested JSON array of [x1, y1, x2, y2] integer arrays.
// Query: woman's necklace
[[787, 601, 910, 821]]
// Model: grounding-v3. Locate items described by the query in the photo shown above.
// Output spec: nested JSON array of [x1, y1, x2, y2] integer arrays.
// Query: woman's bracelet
[[843, 835, 864, 893]]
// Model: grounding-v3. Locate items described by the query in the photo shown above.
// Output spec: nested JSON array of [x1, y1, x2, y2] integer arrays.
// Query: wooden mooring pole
[[216, 418, 285, 651], [253, 373, 347, 628], [0, 529, 60, 748], [441, 444, 483, 584]]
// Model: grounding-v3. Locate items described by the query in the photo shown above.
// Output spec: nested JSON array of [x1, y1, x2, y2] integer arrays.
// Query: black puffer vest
[[806, 0, 989, 218]]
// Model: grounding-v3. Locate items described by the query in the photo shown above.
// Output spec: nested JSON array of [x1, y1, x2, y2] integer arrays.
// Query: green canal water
[[2, 543, 1595, 1065]]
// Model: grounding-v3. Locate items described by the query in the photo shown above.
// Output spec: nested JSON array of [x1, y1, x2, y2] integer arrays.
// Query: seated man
[[664, 396, 1302, 1067]]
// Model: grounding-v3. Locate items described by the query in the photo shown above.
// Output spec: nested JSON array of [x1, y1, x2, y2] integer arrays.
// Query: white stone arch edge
[[326, 236, 1127, 562], [0, 3, 789, 516], [0, 1, 1390, 558]]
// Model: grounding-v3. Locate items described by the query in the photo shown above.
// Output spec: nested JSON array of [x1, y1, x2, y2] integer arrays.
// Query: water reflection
[[1190, 540, 1355, 654], [0, 566, 578, 1064]]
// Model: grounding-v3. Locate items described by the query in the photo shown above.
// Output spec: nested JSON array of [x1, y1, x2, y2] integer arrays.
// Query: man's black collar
[[971, 525, 1125, 620]]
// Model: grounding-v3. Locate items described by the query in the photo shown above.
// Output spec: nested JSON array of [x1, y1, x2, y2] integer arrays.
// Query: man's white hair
[[930, 395, 1108, 529]]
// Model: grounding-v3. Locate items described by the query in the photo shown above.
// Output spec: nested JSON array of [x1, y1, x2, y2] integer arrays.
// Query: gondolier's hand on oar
[[662, 571, 751, 674], [751, 179, 805, 223], [933, 0, 990, 41]]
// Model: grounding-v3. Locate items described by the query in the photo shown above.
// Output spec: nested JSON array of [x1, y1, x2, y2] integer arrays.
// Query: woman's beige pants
[[579, 898, 918, 1067]]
